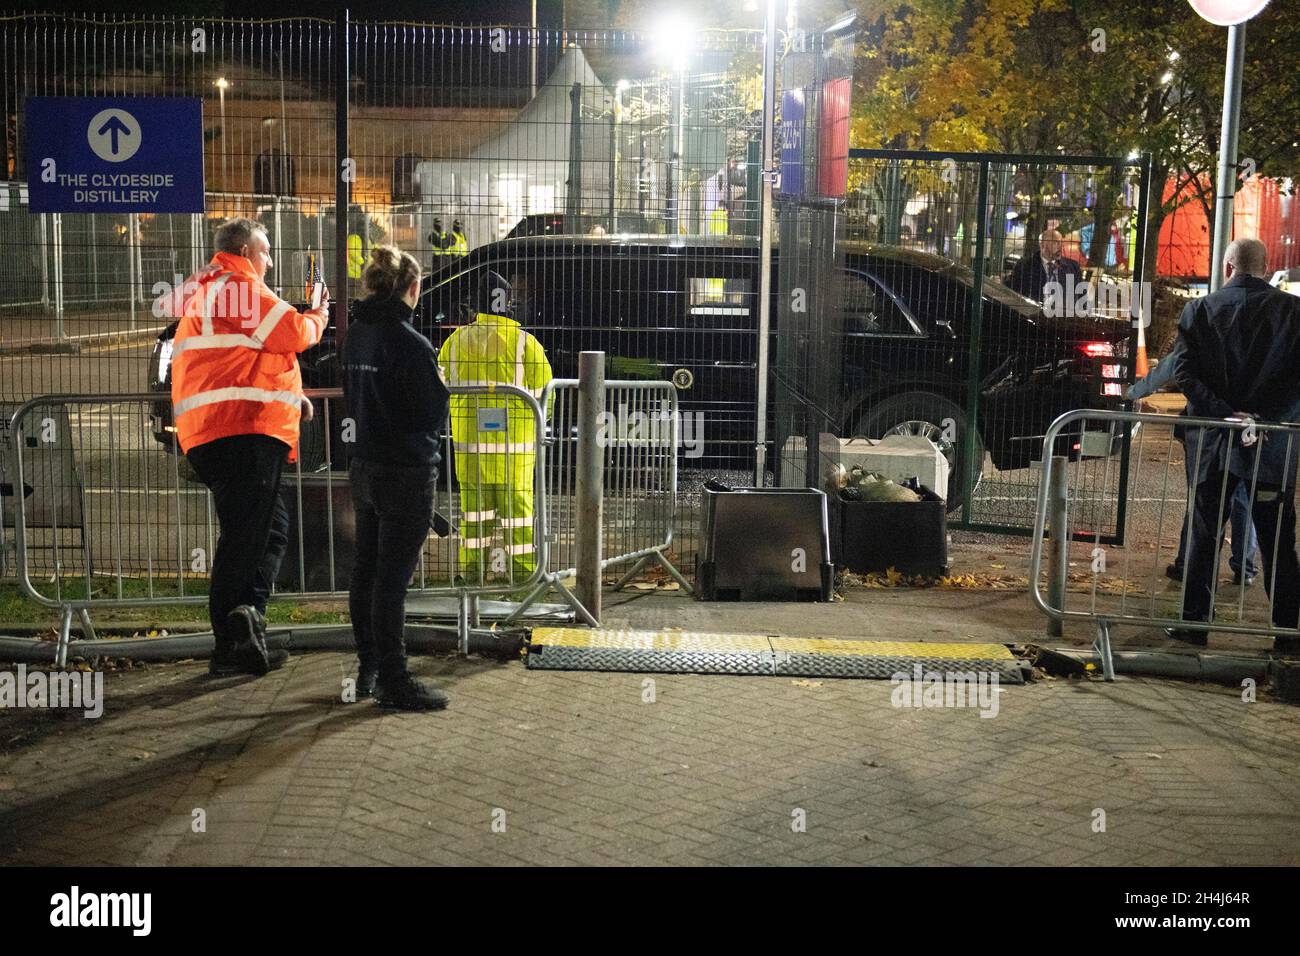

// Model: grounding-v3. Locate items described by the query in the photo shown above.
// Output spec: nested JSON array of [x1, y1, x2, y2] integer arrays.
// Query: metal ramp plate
[[526, 628, 1025, 683]]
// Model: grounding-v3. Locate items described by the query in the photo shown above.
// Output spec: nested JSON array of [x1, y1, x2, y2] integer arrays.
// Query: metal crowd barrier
[[1029, 408, 1300, 680], [539, 378, 690, 581], [7, 386, 549, 666]]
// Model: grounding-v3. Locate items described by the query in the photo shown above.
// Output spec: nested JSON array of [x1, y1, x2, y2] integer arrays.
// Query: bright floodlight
[[651, 15, 694, 67], [215, 77, 230, 89]]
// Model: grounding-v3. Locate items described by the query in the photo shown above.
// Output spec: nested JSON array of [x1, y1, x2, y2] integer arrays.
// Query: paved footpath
[[2, 644, 1298, 866]]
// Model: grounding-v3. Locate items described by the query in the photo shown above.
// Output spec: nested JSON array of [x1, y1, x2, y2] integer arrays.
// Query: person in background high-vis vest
[[170, 217, 329, 677], [347, 231, 365, 296], [429, 217, 455, 265], [437, 271, 552, 582], [450, 219, 469, 257]]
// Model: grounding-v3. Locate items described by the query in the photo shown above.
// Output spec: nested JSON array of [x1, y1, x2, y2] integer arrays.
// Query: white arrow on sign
[[87, 108, 142, 163]]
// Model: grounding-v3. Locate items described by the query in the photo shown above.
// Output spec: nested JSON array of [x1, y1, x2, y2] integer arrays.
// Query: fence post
[[575, 351, 605, 623], [128, 211, 139, 330], [1047, 454, 1069, 638], [960, 159, 990, 524], [753, 0, 777, 484], [38, 213, 50, 312], [334, 7, 350, 341], [52, 213, 64, 338]]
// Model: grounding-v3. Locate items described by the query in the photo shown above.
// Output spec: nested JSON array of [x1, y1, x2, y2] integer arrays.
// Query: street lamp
[[651, 17, 694, 234], [215, 77, 231, 194], [612, 79, 629, 231]]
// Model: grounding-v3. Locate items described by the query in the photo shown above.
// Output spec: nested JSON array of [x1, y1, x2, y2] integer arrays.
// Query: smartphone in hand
[[310, 281, 327, 310]]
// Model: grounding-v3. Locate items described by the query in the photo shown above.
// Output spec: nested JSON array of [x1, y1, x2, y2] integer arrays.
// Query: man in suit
[[1170, 238, 1300, 654], [1005, 228, 1083, 305]]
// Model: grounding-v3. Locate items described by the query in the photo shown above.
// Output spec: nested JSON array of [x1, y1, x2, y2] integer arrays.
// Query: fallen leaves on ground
[[839, 568, 1029, 591]]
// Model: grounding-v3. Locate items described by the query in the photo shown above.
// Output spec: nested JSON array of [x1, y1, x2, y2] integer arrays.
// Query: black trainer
[[228, 605, 288, 676], [374, 672, 448, 711], [1165, 563, 1184, 582]]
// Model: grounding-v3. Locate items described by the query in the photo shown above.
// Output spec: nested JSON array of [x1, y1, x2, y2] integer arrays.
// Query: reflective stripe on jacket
[[170, 251, 326, 460]]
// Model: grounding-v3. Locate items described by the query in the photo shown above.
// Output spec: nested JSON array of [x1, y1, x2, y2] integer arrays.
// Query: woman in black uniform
[[341, 245, 450, 710]]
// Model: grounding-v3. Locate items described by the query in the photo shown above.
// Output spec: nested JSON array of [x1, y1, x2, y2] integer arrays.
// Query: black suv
[[412, 235, 1130, 495], [150, 236, 1129, 495]]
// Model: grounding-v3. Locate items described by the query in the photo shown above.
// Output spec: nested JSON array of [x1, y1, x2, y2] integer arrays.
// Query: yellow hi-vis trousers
[[456, 453, 537, 581]]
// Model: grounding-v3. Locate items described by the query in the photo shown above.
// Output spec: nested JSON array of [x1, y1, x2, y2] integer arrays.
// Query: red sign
[[817, 77, 851, 199], [1187, 0, 1270, 26]]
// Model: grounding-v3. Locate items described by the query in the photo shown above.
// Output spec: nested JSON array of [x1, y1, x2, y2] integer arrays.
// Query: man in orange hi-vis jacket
[[170, 216, 329, 678]]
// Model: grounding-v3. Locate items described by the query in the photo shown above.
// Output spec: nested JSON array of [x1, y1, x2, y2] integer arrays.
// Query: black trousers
[[187, 434, 291, 645], [348, 459, 435, 678], [1182, 470, 1300, 629]]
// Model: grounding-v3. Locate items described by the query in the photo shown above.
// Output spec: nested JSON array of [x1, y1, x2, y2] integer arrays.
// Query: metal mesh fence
[[834, 151, 1148, 536], [0, 13, 787, 583], [0, 9, 1160, 597]]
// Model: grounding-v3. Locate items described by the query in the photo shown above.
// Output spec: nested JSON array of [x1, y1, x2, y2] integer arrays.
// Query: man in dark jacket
[[1005, 228, 1084, 304], [1170, 238, 1300, 654]]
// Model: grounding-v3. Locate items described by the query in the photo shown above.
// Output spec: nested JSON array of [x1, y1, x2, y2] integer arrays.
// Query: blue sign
[[779, 90, 805, 197], [25, 96, 205, 213]]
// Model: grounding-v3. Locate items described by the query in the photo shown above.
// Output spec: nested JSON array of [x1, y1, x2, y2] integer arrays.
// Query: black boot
[[1274, 635, 1300, 657], [208, 618, 241, 676], [374, 671, 448, 711], [228, 605, 289, 676], [208, 641, 241, 677], [353, 665, 378, 700], [1165, 626, 1208, 647]]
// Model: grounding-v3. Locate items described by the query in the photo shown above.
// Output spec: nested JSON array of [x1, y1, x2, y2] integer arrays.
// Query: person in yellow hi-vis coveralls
[[438, 271, 552, 582]]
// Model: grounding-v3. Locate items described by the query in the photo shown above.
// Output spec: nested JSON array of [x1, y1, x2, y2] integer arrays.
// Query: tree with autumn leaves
[[573, 0, 1297, 281], [854, 0, 1299, 279]]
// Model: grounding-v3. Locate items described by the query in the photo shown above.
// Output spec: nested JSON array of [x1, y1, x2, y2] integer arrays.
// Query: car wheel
[[850, 391, 984, 510]]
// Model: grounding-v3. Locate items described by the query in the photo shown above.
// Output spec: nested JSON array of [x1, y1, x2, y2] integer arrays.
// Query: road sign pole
[[754, 0, 777, 486], [1209, 22, 1246, 292]]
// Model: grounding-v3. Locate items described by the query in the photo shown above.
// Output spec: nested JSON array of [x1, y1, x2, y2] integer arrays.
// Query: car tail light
[[1078, 341, 1114, 358]]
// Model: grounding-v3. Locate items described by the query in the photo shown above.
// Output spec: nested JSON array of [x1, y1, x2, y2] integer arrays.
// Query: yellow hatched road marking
[[770, 638, 1013, 660], [531, 628, 1012, 660], [531, 628, 772, 653]]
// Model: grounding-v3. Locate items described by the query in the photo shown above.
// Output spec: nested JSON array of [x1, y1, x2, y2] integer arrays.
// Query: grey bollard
[[575, 351, 605, 623]]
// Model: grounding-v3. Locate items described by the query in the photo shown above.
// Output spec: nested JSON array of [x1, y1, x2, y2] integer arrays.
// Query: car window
[[841, 271, 921, 336], [688, 275, 752, 319]]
